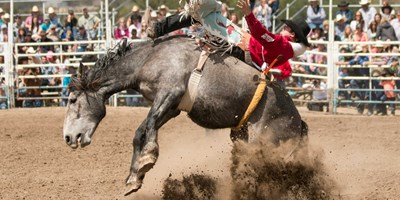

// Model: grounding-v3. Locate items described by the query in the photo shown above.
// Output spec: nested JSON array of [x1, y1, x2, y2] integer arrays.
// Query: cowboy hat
[[359, 0, 370, 5], [281, 18, 311, 47], [26, 47, 36, 54], [159, 5, 168, 11], [335, 14, 347, 22], [2, 13, 10, 19], [381, 5, 393, 13], [48, 7, 55, 14], [353, 45, 363, 53], [32, 5, 39, 12], [374, 41, 384, 48], [338, 1, 349, 7], [0, 8, 3, 13], [131, 5, 140, 12]]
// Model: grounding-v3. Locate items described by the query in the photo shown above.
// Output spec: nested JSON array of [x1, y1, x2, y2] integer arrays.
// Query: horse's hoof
[[124, 182, 142, 196], [125, 174, 143, 196]]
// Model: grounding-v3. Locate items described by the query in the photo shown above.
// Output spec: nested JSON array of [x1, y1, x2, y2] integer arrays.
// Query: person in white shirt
[[358, 0, 377, 31]]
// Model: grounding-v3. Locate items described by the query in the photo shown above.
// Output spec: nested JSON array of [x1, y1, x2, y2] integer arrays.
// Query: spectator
[[158, 5, 171, 21], [13, 15, 25, 37], [48, 7, 63, 34], [15, 27, 26, 42], [380, 1, 395, 21], [36, 30, 54, 53], [39, 16, 51, 33], [376, 18, 397, 41], [25, 6, 43, 32], [379, 71, 396, 116], [342, 25, 353, 41], [115, 17, 129, 39], [22, 51, 42, 108], [128, 14, 141, 38], [309, 26, 323, 41], [334, 14, 348, 39], [253, 0, 272, 30], [75, 26, 89, 53], [61, 30, 75, 52], [65, 9, 78, 38], [127, 5, 142, 27], [336, 1, 353, 25], [307, 41, 327, 75], [306, 0, 326, 30], [47, 24, 60, 42], [28, 16, 40, 38], [311, 79, 327, 101], [372, 13, 382, 27], [358, 0, 377, 31], [78, 8, 101, 40], [268, 0, 279, 14], [130, 29, 138, 40], [0, 77, 6, 109], [60, 55, 74, 107], [390, 9, 400, 41], [2, 13, 10, 25], [353, 23, 368, 44], [350, 11, 365, 31], [230, 13, 239, 25], [0, 8, 4, 27], [367, 20, 378, 40], [139, 22, 148, 39], [18, 31, 34, 55], [221, 3, 231, 18]]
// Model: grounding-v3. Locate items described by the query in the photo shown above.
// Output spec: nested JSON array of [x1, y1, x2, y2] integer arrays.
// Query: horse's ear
[[78, 62, 87, 79]]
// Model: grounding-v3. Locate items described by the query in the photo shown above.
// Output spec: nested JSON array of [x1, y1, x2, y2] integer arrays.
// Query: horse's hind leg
[[125, 90, 183, 195]]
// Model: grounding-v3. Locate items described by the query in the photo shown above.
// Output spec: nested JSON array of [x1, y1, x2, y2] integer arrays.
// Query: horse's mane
[[69, 39, 149, 92]]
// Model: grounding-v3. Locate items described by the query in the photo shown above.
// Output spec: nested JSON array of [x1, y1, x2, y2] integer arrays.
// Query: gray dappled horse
[[63, 37, 308, 195]]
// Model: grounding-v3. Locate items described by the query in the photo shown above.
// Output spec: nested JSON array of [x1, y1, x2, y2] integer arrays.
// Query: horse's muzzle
[[64, 133, 91, 148]]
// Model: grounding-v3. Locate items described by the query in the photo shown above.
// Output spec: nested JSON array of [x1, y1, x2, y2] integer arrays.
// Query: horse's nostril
[[65, 135, 71, 144]]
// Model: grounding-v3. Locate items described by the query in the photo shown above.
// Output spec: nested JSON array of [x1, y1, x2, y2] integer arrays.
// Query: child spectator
[[115, 17, 129, 39]]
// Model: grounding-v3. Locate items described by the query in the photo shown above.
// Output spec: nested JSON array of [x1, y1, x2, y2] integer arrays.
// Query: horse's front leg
[[125, 90, 183, 195]]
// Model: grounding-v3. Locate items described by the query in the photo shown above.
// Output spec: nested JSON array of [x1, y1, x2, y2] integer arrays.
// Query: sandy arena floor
[[0, 106, 399, 200]]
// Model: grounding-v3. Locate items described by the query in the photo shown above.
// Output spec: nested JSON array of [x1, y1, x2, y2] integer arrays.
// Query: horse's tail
[[300, 120, 308, 138]]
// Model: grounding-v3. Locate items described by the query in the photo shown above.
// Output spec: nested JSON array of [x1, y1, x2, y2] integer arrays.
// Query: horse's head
[[63, 62, 106, 148]]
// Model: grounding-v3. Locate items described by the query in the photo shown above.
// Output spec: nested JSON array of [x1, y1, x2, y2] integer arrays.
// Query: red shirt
[[245, 13, 294, 69], [272, 61, 292, 80]]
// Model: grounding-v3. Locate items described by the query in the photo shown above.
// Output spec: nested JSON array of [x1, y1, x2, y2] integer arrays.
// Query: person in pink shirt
[[114, 17, 129, 39], [24, 6, 43, 31]]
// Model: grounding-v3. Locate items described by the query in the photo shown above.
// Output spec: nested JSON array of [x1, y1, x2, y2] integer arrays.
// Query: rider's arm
[[245, 13, 277, 45]]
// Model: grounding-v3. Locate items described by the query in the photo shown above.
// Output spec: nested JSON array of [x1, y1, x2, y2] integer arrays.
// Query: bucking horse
[[63, 37, 308, 195]]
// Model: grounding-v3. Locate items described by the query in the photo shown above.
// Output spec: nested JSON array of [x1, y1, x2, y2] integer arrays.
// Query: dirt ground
[[1, 106, 400, 200]]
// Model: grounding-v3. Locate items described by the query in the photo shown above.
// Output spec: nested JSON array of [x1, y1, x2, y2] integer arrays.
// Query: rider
[[143, 0, 310, 86]]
